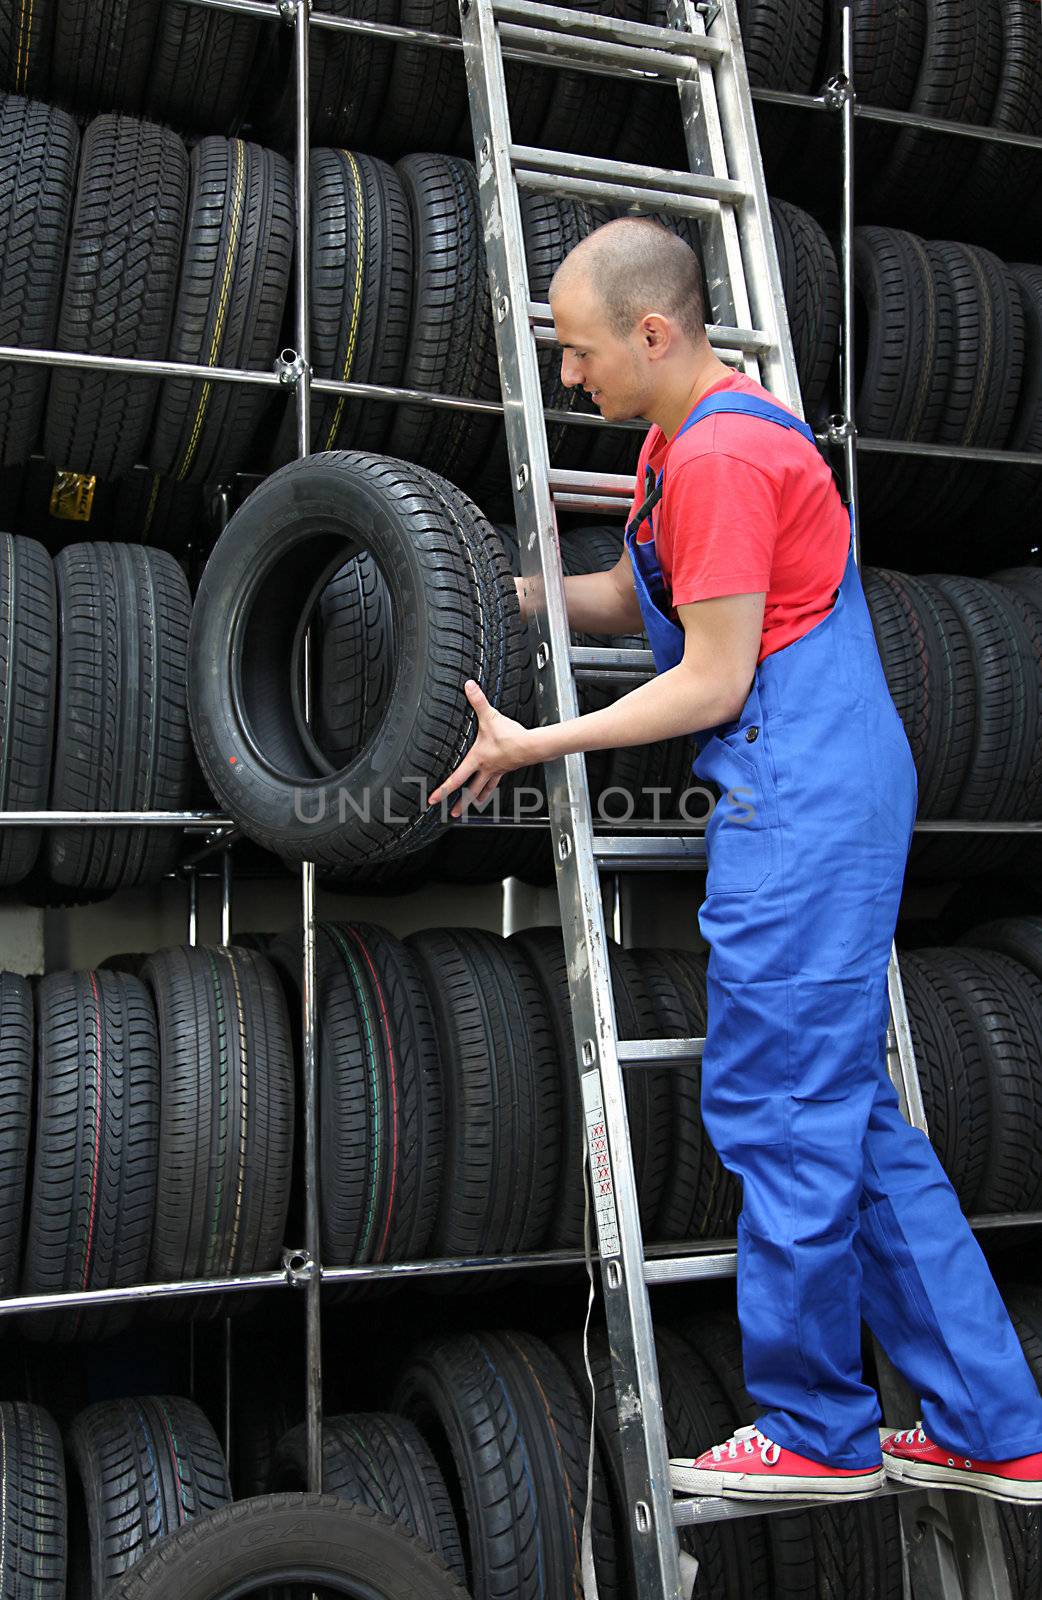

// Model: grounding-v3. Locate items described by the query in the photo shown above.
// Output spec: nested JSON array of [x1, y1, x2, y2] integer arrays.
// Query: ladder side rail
[[459, 1, 684, 1593]]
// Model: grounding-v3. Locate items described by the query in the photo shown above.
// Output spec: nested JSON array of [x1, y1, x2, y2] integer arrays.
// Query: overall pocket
[[696, 727, 777, 894]]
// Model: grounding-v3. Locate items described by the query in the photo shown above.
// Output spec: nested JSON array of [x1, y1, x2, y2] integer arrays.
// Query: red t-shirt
[[629, 370, 849, 664]]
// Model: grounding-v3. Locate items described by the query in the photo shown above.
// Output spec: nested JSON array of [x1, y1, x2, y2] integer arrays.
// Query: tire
[[0, 1402, 65, 1599], [21, 969, 159, 1343], [770, 198, 839, 419], [919, 241, 1026, 528], [0, 95, 78, 467], [933, 947, 1042, 1214], [850, 0, 926, 174], [43, 115, 189, 481], [0, 532, 56, 886], [866, 0, 1002, 223], [313, 551, 396, 769], [990, 267, 1042, 538], [380, 0, 468, 156], [533, 0, 646, 164], [144, 3, 264, 133], [1002, 1289, 1042, 1600], [277, 149, 412, 462], [269, 1413, 465, 1583], [405, 928, 561, 1257], [387, 155, 499, 482], [740, 0, 826, 179], [0, 0, 55, 95], [268, 922, 442, 1265], [898, 949, 990, 1210], [51, 0, 161, 113], [555, 1323, 771, 1598], [141, 945, 295, 1312], [949, 0, 1042, 241], [42, 543, 192, 899], [187, 453, 518, 872], [395, 1329, 619, 1599], [107, 1494, 471, 1600], [110, 470, 208, 551], [606, 937, 673, 1234], [0, 972, 32, 1296], [851, 226, 951, 530], [957, 914, 1042, 986], [67, 1395, 231, 1598], [269, 0, 400, 150], [150, 138, 293, 484]]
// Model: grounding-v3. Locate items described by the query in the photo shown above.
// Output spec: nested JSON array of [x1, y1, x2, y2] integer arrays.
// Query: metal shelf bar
[[0, 810, 232, 827], [752, 84, 1042, 151]]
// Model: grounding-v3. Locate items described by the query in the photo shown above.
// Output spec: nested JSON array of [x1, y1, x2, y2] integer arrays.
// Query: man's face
[[551, 276, 648, 423]]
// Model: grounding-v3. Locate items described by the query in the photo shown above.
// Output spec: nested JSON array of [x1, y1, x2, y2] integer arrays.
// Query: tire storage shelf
[[0, 2, 1040, 1600]]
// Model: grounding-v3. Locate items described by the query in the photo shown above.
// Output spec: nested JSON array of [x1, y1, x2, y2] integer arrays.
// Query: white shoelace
[[888, 1423, 927, 1446], [709, 1423, 782, 1466]]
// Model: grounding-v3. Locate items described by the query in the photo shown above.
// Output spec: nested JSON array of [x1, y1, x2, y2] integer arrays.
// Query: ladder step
[[492, 0, 726, 60], [644, 1251, 736, 1285], [618, 1037, 706, 1065], [511, 146, 745, 207], [592, 836, 707, 869], [570, 644, 655, 674], [516, 166, 723, 219], [673, 1480, 917, 1527], [531, 302, 775, 360]]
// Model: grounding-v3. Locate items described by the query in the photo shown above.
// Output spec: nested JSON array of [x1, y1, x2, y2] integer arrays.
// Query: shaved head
[[549, 217, 706, 344]]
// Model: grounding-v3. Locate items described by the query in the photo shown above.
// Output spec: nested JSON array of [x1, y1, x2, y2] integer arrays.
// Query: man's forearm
[[527, 660, 745, 761], [515, 571, 643, 636]]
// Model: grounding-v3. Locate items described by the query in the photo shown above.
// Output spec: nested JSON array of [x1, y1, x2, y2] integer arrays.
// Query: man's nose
[[560, 352, 580, 388]]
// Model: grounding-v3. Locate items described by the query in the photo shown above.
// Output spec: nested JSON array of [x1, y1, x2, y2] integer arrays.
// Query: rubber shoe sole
[[669, 1461, 886, 1500], [883, 1453, 1042, 1504]]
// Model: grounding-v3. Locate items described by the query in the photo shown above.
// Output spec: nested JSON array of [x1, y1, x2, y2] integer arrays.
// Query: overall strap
[[675, 390, 818, 447]]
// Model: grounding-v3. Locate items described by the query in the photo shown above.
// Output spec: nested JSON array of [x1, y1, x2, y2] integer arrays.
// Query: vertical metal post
[[292, 0, 323, 1500], [220, 848, 233, 945], [186, 867, 199, 1400], [838, 0, 861, 569], [224, 1319, 234, 1473]]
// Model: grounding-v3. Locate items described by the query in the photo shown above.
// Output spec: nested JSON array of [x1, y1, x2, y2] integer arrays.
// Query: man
[[427, 218, 1042, 1505]]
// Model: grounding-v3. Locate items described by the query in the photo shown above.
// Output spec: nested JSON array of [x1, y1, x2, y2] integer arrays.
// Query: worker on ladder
[[428, 217, 1042, 1506]]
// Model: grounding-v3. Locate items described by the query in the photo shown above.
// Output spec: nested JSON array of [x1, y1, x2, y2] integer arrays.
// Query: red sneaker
[[669, 1424, 884, 1500], [882, 1424, 1042, 1503]]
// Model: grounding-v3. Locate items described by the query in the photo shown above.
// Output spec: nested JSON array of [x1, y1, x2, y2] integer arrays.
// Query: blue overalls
[[625, 389, 1042, 1467]]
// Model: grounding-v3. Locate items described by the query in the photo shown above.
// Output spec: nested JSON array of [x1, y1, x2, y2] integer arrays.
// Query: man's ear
[[641, 313, 671, 358]]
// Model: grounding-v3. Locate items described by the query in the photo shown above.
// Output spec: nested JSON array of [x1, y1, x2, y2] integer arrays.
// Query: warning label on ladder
[[581, 1071, 621, 1259]]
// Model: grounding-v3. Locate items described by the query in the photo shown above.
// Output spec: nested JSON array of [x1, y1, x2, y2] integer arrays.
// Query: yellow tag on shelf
[[49, 470, 97, 522]]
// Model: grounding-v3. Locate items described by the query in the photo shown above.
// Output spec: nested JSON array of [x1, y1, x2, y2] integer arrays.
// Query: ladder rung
[[529, 301, 775, 359], [673, 1480, 917, 1527], [511, 146, 745, 207], [549, 467, 635, 499], [516, 166, 722, 219], [592, 836, 707, 869], [498, 21, 711, 80], [570, 645, 655, 672], [618, 1038, 705, 1065], [492, 0, 725, 60], [644, 1251, 736, 1285]]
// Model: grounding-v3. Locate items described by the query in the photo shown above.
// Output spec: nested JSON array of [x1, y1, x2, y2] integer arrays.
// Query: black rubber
[[990, 267, 1042, 538], [144, 3, 264, 133], [899, 949, 990, 1210], [1002, 1288, 1042, 1600], [379, 0, 469, 157], [187, 453, 524, 873], [43, 543, 193, 899], [106, 1494, 471, 1600], [21, 969, 158, 1344], [67, 1395, 231, 1599], [0, 96, 78, 468], [405, 928, 561, 1258], [281, 0, 400, 150], [313, 552, 396, 770], [0, 1402, 66, 1600], [277, 148, 412, 462], [110, 471, 207, 552], [269, 1412, 465, 1583], [931, 947, 1042, 1214], [141, 944, 295, 1312], [533, 0, 646, 164], [770, 198, 839, 419], [150, 137, 293, 484], [268, 922, 442, 1266], [740, 0, 827, 179], [0, 0, 56, 95], [605, 937, 673, 1235], [950, 0, 1042, 240], [0, 532, 56, 886], [387, 155, 500, 483], [43, 114, 189, 481], [865, 0, 1002, 223], [51, 0, 161, 113], [556, 1322, 772, 1599], [395, 1328, 619, 1599], [0, 972, 32, 1296]]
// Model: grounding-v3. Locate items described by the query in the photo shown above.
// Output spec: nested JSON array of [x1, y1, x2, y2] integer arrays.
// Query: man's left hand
[[428, 680, 536, 817]]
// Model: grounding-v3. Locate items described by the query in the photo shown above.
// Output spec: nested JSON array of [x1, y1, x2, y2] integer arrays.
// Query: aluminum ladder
[[457, 0, 1018, 1594]]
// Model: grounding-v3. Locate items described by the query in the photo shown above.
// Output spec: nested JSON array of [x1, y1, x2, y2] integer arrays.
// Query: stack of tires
[[0, 946, 294, 1338]]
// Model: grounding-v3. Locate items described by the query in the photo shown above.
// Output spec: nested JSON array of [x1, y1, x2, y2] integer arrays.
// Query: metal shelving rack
[[0, 0, 1037, 1593]]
